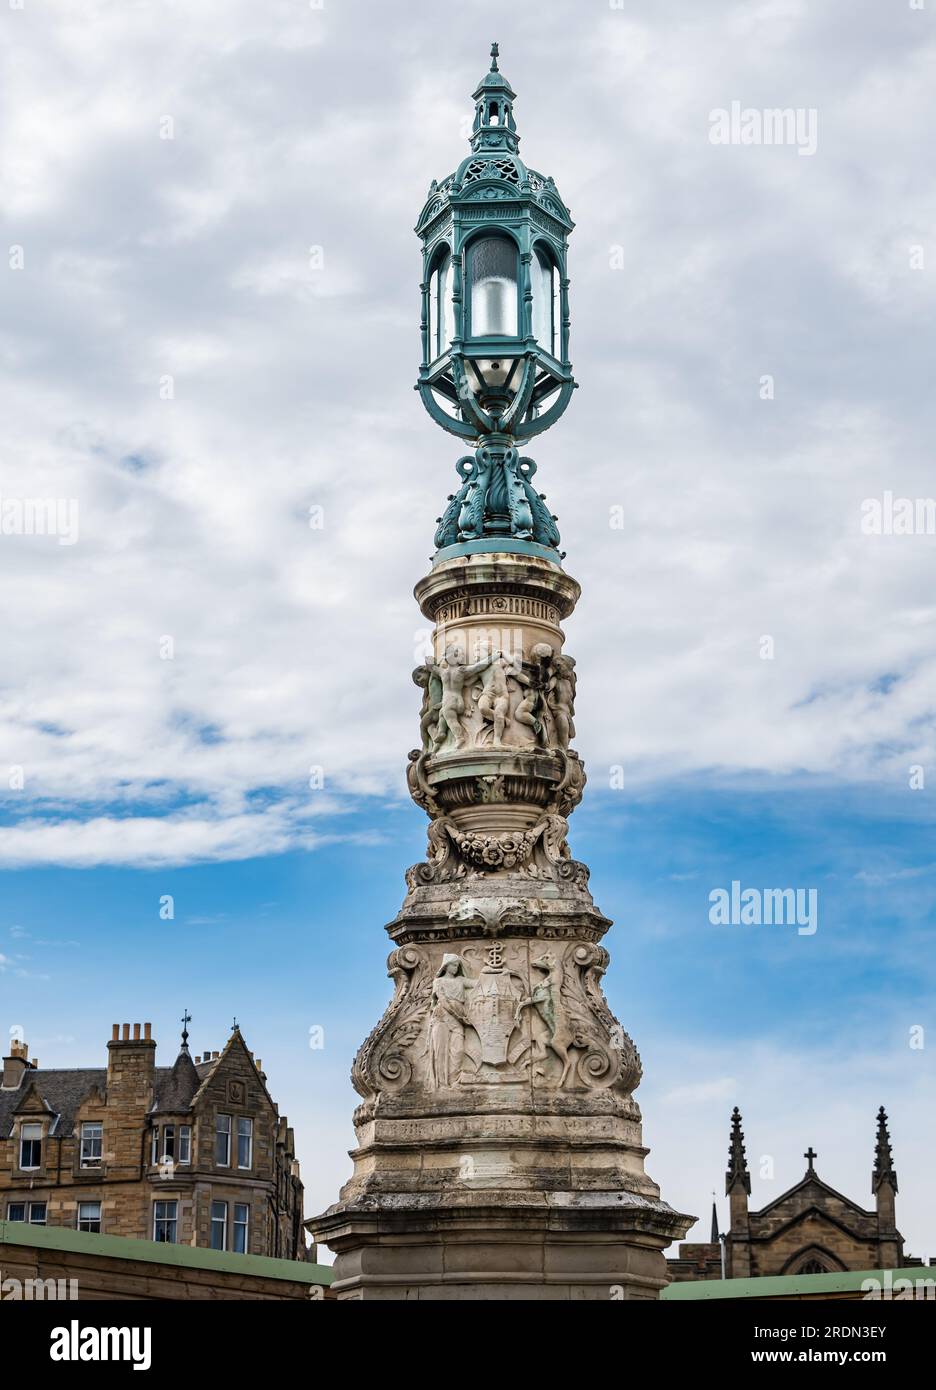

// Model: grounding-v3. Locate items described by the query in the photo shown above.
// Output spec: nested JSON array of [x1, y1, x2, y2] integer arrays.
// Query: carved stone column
[[309, 547, 694, 1299]]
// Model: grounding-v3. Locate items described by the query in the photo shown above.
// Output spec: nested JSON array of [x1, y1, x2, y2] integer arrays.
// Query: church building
[[668, 1105, 925, 1281]]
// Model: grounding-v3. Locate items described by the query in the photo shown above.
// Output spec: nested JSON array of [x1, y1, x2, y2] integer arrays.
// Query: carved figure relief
[[475, 654, 513, 747], [415, 642, 577, 758], [546, 654, 576, 749], [515, 950, 587, 1087], [513, 643, 554, 745], [412, 664, 443, 752], [428, 644, 495, 751], [425, 955, 476, 1088], [353, 940, 642, 1102]]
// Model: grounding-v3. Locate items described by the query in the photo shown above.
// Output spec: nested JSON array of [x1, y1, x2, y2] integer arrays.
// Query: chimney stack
[[107, 1023, 157, 1094], [2, 1038, 35, 1089], [105, 1023, 157, 1179]]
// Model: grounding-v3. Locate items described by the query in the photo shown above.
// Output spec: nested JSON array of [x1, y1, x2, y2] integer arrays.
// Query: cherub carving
[[412, 663, 443, 751], [428, 644, 495, 751], [546, 654, 576, 749], [513, 643, 554, 745], [475, 653, 514, 747]]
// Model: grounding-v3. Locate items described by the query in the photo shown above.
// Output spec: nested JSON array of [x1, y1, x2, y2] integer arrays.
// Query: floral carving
[[452, 825, 543, 870], [405, 812, 591, 894]]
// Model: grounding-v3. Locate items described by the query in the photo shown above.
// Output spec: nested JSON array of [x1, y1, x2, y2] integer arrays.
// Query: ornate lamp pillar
[[309, 44, 693, 1300]]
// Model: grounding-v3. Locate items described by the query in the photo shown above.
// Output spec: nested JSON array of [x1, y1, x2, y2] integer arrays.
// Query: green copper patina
[[416, 44, 575, 561]]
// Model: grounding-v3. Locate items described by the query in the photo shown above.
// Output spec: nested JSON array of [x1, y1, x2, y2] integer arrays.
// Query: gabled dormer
[[191, 1026, 277, 1178]]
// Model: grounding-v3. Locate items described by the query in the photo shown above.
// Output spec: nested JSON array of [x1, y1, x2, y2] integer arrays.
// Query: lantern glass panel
[[531, 247, 558, 356], [429, 250, 454, 360], [441, 254, 455, 350], [470, 237, 517, 337]]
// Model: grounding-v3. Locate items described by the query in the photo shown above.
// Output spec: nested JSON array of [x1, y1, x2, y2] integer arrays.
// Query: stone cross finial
[[804, 1146, 818, 1170]]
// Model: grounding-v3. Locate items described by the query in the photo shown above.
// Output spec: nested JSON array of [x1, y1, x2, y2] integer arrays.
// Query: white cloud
[[0, 2, 934, 865]]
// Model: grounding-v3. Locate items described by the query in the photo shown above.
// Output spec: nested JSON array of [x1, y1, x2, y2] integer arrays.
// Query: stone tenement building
[[667, 1106, 925, 1281], [0, 1021, 306, 1260]]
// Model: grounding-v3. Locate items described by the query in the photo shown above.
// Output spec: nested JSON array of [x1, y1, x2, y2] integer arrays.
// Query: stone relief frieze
[[413, 642, 577, 758], [352, 940, 642, 1103]]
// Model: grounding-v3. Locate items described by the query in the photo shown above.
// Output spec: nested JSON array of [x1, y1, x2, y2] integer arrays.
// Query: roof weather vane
[[180, 1009, 191, 1049]]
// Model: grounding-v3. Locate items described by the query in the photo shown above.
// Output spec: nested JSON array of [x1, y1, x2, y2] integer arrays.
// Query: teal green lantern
[[416, 44, 576, 561]]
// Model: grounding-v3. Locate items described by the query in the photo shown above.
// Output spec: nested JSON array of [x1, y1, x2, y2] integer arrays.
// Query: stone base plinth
[[311, 1191, 690, 1300]]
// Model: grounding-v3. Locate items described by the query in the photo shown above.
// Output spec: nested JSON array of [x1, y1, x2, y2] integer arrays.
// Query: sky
[[1, 0, 934, 1260]]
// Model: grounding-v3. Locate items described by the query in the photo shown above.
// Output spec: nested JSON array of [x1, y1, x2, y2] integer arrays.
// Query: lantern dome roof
[[472, 44, 516, 98], [416, 45, 572, 234]]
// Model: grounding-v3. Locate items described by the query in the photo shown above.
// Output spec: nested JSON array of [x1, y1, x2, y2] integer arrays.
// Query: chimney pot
[[122, 1024, 130, 1041], [194, 1055, 201, 1064], [133, 1023, 141, 1041], [111, 1025, 119, 1041], [143, 1023, 152, 1040]]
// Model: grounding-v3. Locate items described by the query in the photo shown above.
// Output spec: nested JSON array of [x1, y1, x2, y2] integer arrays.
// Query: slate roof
[[0, 1051, 219, 1137], [0, 1069, 104, 1138], [150, 1049, 202, 1115]]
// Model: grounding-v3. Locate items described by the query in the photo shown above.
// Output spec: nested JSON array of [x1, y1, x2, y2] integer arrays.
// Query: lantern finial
[[490, 41, 499, 72]]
